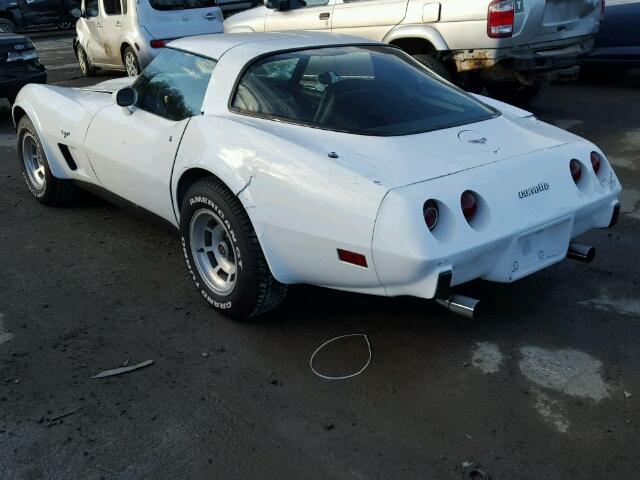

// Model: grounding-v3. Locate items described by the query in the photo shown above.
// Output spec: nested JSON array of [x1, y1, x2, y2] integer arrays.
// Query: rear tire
[[124, 47, 140, 76], [77, 46, 97, 77], [484, 81, 545, 106], [17, 116, 78, 206], [180, 178, 288, 320], [411, 54, 452, 82], [0, 18, 16, 33]]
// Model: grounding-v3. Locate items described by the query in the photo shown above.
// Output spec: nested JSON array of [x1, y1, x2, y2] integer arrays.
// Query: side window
[[232, 55, 300, 115], [287, 0, 329, 10], [133, 49, 217, 121], [103, 0, 122, 15], [85, 0, 99, 17]]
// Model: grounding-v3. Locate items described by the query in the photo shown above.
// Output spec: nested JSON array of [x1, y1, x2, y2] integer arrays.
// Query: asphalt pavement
[[1, 33, 639, 480]]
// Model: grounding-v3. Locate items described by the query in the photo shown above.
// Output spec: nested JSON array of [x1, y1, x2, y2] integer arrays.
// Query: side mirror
[[266, 0, 288, 10], [113, 87, 136, 115], [70, 7, 81, 18]]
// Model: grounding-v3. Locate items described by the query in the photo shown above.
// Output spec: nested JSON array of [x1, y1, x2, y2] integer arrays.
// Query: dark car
[[0, 32, 46, 104], [581, 0, 640, 68], [0, 0, 79, 33]]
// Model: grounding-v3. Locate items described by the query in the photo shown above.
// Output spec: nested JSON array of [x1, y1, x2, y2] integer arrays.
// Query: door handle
[[319, 12, 330, 20], [204, 12, 216, 20]]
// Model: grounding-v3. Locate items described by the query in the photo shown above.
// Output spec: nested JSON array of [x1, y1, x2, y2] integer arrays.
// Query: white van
[[73, 0, 223, 76]]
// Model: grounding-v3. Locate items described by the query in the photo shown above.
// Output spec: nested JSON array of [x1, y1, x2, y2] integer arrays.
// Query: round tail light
[[570, 159, 582, 183], [590, 151, 602, 174], [423, 200, 439, 231], [461, 190, 477, 223]]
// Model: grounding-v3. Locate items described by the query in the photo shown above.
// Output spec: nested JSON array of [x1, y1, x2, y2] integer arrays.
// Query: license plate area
[[506, 217, 572, 281]]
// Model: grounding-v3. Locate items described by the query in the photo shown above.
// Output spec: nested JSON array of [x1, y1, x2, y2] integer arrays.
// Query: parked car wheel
[[17, 116, 78, 206], [77, 46, 97, 77], [411, 54, 452, 82], [57, 18, 75, 30], [124, 47, 140, 76], [0, 18, 17, 33], [180, 178, 288, 320], [484, 81, 545, 106]]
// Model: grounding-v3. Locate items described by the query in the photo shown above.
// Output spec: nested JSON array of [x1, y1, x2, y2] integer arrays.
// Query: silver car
[[225, 0, 603, 105], [72, 0, 223, 77]]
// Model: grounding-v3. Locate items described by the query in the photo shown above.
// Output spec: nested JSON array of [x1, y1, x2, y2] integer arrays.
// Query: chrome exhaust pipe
[[435, 295, 483, 320], [567, 242, 596, 263]]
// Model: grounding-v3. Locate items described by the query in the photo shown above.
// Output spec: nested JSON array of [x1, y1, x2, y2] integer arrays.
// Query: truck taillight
[[488, 0, 515, 38]]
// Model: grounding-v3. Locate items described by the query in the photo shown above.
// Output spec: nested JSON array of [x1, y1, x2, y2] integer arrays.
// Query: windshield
[[231, 46, 498, 136], [147, 0, 215, 11]]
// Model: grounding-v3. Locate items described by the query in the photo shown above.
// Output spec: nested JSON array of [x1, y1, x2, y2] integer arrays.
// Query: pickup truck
[[225, 0, 604, 104], [0, 0, 79, 33]]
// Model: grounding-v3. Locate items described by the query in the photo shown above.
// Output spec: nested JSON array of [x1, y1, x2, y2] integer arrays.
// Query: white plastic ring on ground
[[309, 334, 372, 380]]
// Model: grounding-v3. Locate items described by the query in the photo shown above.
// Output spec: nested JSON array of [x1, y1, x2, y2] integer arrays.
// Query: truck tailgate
[[513, 0, 601, 45]]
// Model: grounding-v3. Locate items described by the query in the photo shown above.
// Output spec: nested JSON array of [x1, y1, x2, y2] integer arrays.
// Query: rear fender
[[172, 115, 256, 222], [383, 25, 449, 52]]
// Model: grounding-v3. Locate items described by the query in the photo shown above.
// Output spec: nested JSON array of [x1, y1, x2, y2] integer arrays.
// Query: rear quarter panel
[[173, 115, 388, 291]]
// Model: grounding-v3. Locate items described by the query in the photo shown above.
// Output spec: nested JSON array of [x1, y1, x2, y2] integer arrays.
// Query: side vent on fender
[[58, 144, 78, 171]]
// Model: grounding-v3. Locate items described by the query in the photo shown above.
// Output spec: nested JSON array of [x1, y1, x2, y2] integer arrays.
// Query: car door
[[20, 0, 61, 25], [82, 0, 109, 64], [84, 48, 217, 221], [139, 0, 222, 40], [597, 0, 640, 48], [330, 0, 408, 41], [264, 0, 335, 31], [99, 0, 123, 66]]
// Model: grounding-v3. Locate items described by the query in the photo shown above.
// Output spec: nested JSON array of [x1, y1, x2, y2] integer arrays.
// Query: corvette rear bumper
[[372, 143, 622, 300]]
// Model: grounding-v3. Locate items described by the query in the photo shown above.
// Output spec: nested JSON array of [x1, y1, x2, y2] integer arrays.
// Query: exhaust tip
[[436, 294, 484, 320], [567, 242, 596, 263]]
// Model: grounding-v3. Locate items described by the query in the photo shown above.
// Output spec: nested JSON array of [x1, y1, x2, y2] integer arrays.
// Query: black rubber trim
[[609, 202, 621, 228], [434, 270, 452, 299], [58, 143, 77, 171]]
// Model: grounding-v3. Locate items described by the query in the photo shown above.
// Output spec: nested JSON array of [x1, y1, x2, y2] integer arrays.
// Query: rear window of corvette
[[231, 45, 498, 136]]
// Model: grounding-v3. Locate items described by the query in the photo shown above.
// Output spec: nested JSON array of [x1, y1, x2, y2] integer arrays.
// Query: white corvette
[[13, 32, 621, 320]]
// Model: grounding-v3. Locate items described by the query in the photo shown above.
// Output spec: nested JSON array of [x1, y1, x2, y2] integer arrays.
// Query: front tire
[[180, 178, 287, 320], [124, 47, 140, 76], [17, 116, 77, 206], [77, 46, 97, 77]]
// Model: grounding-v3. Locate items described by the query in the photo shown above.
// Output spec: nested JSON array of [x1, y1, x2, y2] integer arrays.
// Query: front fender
[[13, 84, 111, 182], [383, 24, 449, 52], [12, 88, 70, 179]]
